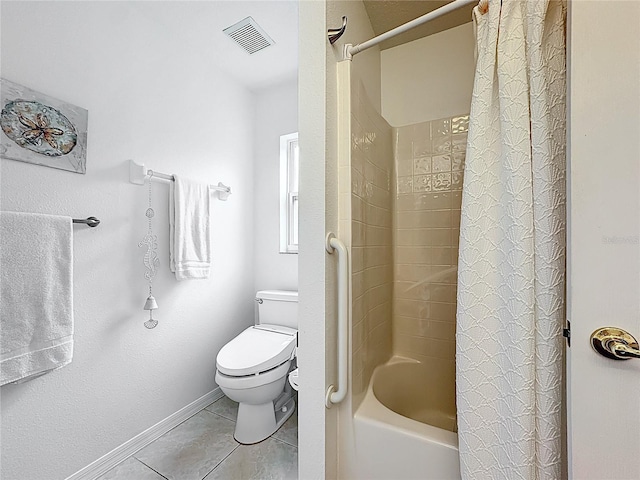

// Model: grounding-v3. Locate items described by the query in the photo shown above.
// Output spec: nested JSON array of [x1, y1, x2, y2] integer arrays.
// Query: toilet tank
[[256, 290, 298, 329]]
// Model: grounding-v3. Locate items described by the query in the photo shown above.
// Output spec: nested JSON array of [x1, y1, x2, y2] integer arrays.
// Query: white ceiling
[[129, 1, 471, 91], [134, 1, 298, 93]]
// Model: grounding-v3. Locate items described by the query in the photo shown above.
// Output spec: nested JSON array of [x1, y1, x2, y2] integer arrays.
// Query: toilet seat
[[215, 361, 291, 390], [216, 325, 296, 377]]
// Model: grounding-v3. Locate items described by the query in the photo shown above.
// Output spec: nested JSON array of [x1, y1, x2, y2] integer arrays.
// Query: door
[[567, 1, 640, 478]]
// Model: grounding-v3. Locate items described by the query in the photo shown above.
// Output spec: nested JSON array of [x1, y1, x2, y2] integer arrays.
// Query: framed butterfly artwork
[[0, 78, 88, 174]]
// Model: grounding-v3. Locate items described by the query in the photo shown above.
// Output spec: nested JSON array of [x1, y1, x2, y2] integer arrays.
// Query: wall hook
[[328, 16, 347, 45]]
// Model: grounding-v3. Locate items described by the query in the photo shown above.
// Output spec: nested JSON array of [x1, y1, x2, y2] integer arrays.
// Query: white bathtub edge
[[355, 387, 459, 451], [351, 358, 461, 480]]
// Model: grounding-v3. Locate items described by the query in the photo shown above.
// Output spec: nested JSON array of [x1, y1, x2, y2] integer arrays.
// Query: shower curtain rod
[[346, 0, 477, 58]]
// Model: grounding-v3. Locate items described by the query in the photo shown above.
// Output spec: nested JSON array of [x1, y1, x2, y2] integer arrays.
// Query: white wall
[[298, 1, 330, 478], [253, 80, 298, 292], [381, 23, 475, 127], [0, 3, 256, 479], [567, 1, 640, 478]]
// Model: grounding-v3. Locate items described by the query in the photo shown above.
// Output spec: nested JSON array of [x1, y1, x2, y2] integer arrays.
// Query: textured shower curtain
[[456, 0, 566, 478]]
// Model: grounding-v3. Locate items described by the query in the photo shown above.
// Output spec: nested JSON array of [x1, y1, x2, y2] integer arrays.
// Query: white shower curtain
[[456, 0, 566, 478]]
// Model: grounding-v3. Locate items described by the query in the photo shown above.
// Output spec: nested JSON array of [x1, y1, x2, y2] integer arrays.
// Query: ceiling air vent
[[223, 17, 275, 55]]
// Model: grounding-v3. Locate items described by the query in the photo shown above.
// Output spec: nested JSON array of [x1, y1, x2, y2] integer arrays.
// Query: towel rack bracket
[[129, 159, 148, 185]]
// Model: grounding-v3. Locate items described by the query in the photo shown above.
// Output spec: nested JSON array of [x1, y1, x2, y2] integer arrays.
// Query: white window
[[280, 132, 299, 254]]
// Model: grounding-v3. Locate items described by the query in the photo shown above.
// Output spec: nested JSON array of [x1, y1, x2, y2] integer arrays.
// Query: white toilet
[[215, 290, 298, 444]]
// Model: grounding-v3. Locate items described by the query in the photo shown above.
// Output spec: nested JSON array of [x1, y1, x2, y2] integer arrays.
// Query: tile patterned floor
[[97, 396, 298, 480]]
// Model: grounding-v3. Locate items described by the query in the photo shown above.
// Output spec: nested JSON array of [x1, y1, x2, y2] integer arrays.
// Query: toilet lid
[[216, 325, 297, 376]]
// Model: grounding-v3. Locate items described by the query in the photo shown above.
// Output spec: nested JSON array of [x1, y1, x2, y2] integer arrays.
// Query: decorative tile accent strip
[[414, 157, 431, 174], [451, 115, 470, 134], [395, 114, 469, 195], [432, 154, 451, 173], [414, 175, 431, 192]]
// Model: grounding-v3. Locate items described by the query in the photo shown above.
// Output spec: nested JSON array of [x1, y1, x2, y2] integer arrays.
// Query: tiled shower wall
[[392, 114, 469, 409], [349, 81, 394, 407]]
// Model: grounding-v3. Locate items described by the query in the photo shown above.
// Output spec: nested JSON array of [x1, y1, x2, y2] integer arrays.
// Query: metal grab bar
[[325, 232, 349, 408]]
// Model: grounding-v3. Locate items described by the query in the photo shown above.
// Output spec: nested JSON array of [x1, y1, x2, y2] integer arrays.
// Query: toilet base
[[234, 397, 295, 445], [274, 397, 295, 430]]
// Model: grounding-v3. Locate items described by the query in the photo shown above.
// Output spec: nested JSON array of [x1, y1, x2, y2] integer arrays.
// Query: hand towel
[[169, 175, 211, 280], [0, 211, 73, 386]]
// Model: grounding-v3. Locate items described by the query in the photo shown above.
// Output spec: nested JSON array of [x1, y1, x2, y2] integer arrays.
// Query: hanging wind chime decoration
[[138, 171, 160, 329]]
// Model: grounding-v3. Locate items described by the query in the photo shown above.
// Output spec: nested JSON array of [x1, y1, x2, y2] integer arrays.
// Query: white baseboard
[[67, 388, 224, 480]]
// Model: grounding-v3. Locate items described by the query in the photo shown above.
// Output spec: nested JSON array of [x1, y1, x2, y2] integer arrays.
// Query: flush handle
[[591, 327, 640, 360]]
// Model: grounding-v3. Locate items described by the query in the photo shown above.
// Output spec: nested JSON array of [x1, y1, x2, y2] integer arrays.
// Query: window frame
[[279, 132, 299, 254]]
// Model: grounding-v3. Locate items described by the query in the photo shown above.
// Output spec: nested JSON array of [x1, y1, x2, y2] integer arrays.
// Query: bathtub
[[353, 357, 461, 480]]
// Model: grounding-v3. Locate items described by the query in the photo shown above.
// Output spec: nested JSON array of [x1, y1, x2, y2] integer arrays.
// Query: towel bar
[[128, 160, 231, 201], [72, 217, 100, 227]]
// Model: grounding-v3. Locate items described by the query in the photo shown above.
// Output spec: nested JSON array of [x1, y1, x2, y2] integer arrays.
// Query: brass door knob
[[591, 327, 640, 360]]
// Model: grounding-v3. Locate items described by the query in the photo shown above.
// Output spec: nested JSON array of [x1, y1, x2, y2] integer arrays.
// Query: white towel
[[0, 211, 74, 386], [169, 175, 211, 280]]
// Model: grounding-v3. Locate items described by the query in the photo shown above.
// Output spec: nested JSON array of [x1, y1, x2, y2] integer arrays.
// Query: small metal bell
[[143, 294, 158, 310]]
